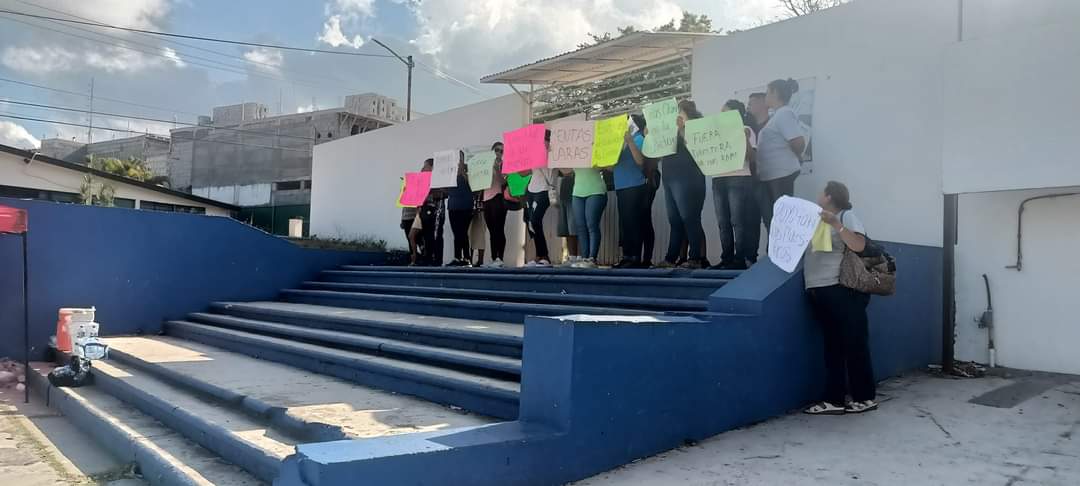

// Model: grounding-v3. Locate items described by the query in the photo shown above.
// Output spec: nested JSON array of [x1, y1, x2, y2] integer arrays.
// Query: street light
[[370, 38, 414, 121]]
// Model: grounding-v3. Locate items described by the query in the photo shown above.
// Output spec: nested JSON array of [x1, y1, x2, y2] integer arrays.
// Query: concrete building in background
[[169, 93, 401, 235], [38, 134, 172, 178]]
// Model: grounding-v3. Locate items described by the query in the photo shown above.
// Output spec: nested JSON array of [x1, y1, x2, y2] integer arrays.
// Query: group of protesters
[[402, 78, 807, 270]]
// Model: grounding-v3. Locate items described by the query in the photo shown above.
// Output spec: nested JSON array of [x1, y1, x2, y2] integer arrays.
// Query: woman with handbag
[[803, 181, 878, 415]]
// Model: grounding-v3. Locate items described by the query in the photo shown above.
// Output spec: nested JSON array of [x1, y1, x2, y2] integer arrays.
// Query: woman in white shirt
[[756, 78, 806, 232]]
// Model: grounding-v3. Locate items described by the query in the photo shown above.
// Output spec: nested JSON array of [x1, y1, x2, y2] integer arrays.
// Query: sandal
[[804, 401, 845, 415], [845, 400, 878, 414]]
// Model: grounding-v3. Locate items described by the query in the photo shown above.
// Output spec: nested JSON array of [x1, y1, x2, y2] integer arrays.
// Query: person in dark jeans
[[446, 151, 473, 266], [524, 130, 554, 266], [744, 92, 769, 264], [614, 114, 649, 268], [710, 100, 758, 270], [756, 79, 806, 233], [656, 100, 707, 269], [482, 142, 508, 267], [803, 181, 877, 415]]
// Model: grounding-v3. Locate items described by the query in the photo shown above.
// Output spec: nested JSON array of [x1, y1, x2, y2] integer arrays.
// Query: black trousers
[[616, 184, 649, 261], [418, 205, 438, 265], [808, 285, 875, 404], [448, 209, 472, 262], [758, 171, 798, 233], [642, 174, 659, 263], [526, 191, 551, 260], [483, 195, 508, 261]]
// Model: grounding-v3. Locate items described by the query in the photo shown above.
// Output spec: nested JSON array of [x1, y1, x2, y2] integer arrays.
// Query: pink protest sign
[[397, 172, 432, 207], [502, 124, 548, 174]]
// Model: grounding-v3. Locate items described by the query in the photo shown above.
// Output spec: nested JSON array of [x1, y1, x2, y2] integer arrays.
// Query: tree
[[537, 11, 717, 122], [778, 0, 847, 17]]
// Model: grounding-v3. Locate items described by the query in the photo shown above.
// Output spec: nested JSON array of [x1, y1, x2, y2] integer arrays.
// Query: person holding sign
[[613, 114, 650, 268], [803, 181, 878, 416], [482, 142, 509, 268], [523, 131, 556, 267], [709, 100, 758, 270], [446, 151, 474, 267], [655, 100, 708, 269], [757, 79, 807, 233]]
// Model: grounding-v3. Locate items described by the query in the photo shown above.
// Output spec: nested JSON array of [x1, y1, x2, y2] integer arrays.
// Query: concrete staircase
[[29, 265, 736, 485]]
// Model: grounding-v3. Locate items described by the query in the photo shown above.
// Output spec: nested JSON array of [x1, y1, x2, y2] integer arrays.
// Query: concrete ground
[[0, 386, 146, 486], [577, 370, 1080, 486]]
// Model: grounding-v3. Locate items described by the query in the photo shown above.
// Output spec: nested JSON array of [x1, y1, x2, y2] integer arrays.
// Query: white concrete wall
[[1, 152, 231, 216], [310, 93, 529, 259], [954, 187, 1080, 374]]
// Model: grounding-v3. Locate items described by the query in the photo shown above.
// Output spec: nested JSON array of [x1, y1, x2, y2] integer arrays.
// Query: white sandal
[[804, 401, 845, 415], [845, 400, 878, 414]]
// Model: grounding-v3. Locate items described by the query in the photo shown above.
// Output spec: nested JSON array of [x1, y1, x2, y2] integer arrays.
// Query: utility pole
[[371, 38, 414, 121], [87, 77, 95, 145]]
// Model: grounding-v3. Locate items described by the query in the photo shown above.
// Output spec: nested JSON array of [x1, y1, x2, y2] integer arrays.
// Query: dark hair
[[825, 180, 853, 211], [748, 92, 766, 101], [723, 99, 751, 127], [678, 99, 703, 120], [630, 113, 646, 131], [491, 141, 503, 151], [544, 129, 551, 143], [767, 78, 799, 105]]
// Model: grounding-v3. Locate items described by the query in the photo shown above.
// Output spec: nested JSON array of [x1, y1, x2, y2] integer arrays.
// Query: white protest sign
[[430, 150, 460, 188], [768, 196, 823, 273], [548, 120, 595, 169]]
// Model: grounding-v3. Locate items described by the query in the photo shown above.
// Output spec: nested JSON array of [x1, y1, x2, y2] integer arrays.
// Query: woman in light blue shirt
[[756, 78, 806, 232]]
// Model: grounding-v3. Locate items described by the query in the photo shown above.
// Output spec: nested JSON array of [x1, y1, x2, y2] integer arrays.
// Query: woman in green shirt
[[570, 167, 608, 268]]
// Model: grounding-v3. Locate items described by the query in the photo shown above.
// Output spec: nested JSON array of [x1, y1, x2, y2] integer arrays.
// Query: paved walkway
[[578, 371, 1080, 486], [0, 387, 145, 486]]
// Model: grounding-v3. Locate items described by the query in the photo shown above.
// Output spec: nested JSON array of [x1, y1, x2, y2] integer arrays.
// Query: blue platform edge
[[0, 197, 386, 361], [274, 244, 942, 486]]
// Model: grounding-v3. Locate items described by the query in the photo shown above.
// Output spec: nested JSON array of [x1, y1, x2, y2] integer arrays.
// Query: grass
[[287, 234, 388, 252]]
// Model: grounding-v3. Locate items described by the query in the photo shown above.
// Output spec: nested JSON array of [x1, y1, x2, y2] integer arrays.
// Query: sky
[[0, 0, 787, 149]]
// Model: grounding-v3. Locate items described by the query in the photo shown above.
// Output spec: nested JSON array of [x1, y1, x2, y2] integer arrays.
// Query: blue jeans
[[712, 176, 755, 265], [572, 194, 607, 259], [662, 169, 706, 263]]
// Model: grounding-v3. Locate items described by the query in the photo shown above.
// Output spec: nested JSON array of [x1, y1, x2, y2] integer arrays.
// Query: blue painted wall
[[275, 243, 943, 486], [0, 197, 384, 361]]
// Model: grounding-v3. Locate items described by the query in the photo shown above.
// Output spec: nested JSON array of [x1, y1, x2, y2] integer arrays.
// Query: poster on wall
[[430, 150, 460, 188], [735, 76, 816, 169]]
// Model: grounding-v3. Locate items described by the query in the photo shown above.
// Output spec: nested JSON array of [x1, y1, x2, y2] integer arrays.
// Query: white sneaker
[[534, 259, 552, 267], [579, 258, 597, 269], [489, 258, 505, 268], [559, 256, 579, 268], [525, 260, 538, 268]]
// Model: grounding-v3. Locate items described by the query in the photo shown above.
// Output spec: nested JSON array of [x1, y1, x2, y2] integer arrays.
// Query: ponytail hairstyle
[[767, 78, 800, 105], [678, 99, 703, 120], [825, 180, 853, 211], [723, 99, 751, 127]]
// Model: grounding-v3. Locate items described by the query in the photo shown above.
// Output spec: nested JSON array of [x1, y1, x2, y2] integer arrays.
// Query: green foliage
[[292, 234, 389, 252], [92, 157, 155, 182]]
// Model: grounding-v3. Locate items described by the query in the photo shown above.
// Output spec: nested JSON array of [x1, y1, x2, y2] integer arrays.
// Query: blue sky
[[0, 0, 781, 148]]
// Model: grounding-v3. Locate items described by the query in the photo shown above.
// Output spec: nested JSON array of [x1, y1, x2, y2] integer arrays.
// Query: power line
[[0, 9, 396, 58], [11, 0, 374, 94], [2, 99, 317, 141], [0, 76, 203, 117], [0, 113, 313, 153]]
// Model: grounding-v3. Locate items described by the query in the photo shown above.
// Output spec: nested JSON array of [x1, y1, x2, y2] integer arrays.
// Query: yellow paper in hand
[[811, 221, 833, 252]]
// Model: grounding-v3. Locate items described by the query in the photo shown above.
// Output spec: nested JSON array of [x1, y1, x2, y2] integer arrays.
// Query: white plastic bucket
[[60, 307, 96, 323], [72, 322, 99, 341]]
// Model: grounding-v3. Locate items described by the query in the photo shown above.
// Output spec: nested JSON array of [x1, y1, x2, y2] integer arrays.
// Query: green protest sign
[[641, 98, 679, 158], [466, 150, 497, 192], [506, 173, 531, 197], [684, 110, 747, 177]]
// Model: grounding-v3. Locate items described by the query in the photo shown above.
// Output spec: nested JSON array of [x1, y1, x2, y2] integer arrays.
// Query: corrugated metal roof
[[480, 32, 717, 86]]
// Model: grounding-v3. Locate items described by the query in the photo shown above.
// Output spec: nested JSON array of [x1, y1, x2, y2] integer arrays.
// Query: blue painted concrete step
[[341, 264, 742, 280], [186, 312, 522, 378], [280, 288, 661, 323], [319, 270, 729, 300], [298, 282, 708, 312], [166, 320, 521, 419], [209, 301, 523, 358]]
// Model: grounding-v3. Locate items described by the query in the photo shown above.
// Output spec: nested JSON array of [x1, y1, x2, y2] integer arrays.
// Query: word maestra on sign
[[430, 150, 461, 188], [398, 171, 433, 207], [591, 114, 628, 168], [684, 110, 748, 177], [641, 98, 679, 158], [502, 124, 548, 174], [768, 196, 822, 273], [466, 150, 497, 192], [548, 120, 594, 169]]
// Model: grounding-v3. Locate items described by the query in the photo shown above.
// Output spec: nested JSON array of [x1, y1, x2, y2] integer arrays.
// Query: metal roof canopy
[[480, 32, 717, 87]]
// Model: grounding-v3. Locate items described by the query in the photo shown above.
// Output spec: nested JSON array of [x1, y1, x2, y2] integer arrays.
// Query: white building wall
[[311, 94, 529, 261], [1, 152, 231, 216]]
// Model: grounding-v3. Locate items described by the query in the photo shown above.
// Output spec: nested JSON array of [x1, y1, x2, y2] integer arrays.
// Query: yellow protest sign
[[591, 114, 627, 168], [811, 221, 833, 252], [684, 111, 747, 177]]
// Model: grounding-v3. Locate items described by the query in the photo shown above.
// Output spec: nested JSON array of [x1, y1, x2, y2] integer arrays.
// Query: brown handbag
[[839, 243, 896, 296]]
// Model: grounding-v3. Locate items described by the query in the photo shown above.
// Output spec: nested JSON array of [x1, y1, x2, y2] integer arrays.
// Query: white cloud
[[0, 121, 41, 149], [2, 44, 186, 74], [327, 0, 377, 19], [317, 15, 366, 48], [405, 0, 779, 76], [1, 46, 78, 74], [243, 48, 284, 70], [24, 0, 173, 29]]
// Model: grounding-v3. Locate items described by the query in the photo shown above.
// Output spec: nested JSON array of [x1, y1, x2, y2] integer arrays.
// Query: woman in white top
[[756, 78, 806, 232], [710, 99, 758, 270], [803, 181, 877, 415], [523, 130, 555, 266]]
